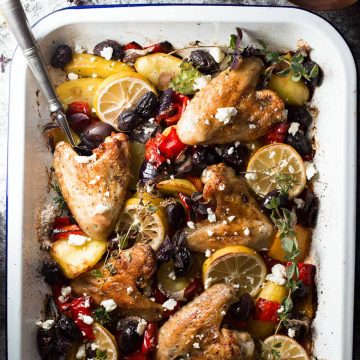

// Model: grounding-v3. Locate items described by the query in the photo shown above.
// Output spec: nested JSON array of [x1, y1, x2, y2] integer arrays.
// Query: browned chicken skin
[[71, 243, 164, 321], [156, 284, 254, 360], [177, 57, 285, 145], [53, 133, 131, 241], [186, 164, 275, 252]]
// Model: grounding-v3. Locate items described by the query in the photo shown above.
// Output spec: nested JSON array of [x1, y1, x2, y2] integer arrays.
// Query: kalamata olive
[[81, 122, 115, 150], [40, 259, 65, 284], [37, 328, 55, 359], [131, 122, 160, 144], [139, 161, 174, 183], [93, 39, 124, 61], [118, 109, 142, 132], [57, 314, 81, 341], [192, 147, 219, 170], [135, 92, 159, 119], [292, 281, 308, 303], [228, 293, 254, 321], [287, 106, 312, 130], [262, 190, 288, 214], [216, 144, 250, 172], [68, 113, 99, 134], [116, 319, 142, 355], [51, 45, 73, 68], [173, 247, 193, 277], [285, 132, 312, 156], [302, 60, 322, 87], [166, 202, 186, 231], [189, 50, 219, 75], [296, 189, 319, 228]]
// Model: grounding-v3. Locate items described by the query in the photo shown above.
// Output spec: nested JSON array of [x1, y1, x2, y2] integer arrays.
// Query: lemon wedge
[[264, 335, 310, 360]]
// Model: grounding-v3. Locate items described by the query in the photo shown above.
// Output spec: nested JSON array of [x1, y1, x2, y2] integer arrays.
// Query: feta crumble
[[227, 215, 235, 222], [208, 47, 225, 63], [78, 313, 94, 325], [294, 197, 305, 209], [204, 119, 210, 126], [243, 227, 250, 236], [215, 107, 237, 125], [101, 299, 117, 312], [68, 72, 79, 80], [104, 191, 110, 197], [305, 161, 317, 180], [76, 344, 86, 359], [187, 221, 195, 229], [136, 319, 147, 335], [204, 277, 214, 289], [126, 287, 134, 295], [162, 299, 177, 311], [288, 122, 300, 136], [193, 75, 211, 91], [74, 44, 84, 54], [266, 264, 287, 286], [193, 342, 200, 349], [205, 249, 212, 258], [227, 147, 234, 155], [288, 328, 296, 338], [207, 208, 216, 223], [219, 183, 225, 191], [68, 234, 90, 246], [221, 311, 226, 316], [36, 319, 55, 330], [100, 46, 113, 60], [207, 229, 214, 236]]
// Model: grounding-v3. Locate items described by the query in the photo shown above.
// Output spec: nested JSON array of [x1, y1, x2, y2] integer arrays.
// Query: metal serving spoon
[[0, 0, 92, 156]]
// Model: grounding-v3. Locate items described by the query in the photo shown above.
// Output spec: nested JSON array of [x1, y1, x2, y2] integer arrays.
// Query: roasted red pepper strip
[[69, 296, 95, 340], [254, 298, 280, 323], [178, 193, 191, 221], [184, 277, 204, 300], [162, 103, 183, 126], [297, 262, 316, 286], [53, 217, 72, 228], [145, 133, 166, 166], [67, 101, 91, 117], [158, 127, 187, 160], [52, 223, 84, 241], [264, 122, 290, 144], [123, 41, 143, 50], [142, 322, 158, 354]]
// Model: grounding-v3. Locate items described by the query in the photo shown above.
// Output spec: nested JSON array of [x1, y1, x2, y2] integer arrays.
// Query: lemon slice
[[246, 143, 306, 199], [68, 323, 118, 360], [263, 335, 310, 360], [117, 196, 167, 250], [93, 71, 156, 129], [202, 245, 267, 297]]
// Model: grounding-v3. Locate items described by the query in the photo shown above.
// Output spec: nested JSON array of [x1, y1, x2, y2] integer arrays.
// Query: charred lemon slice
[[263, 335, 310, 360]]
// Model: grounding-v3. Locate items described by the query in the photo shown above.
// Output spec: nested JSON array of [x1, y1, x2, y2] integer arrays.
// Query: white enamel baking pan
[[6, 4, 356, 359]]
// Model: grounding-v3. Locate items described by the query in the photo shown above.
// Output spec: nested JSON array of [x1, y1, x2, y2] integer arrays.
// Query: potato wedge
[[44, 127, 81, 150], [57, 78, 102, 113], [157, 179, 197, 197], [50, 238, 107, 279], [268, 72, 309, 106], [134, 53, 182, 90], [64, 53, 134, 78]]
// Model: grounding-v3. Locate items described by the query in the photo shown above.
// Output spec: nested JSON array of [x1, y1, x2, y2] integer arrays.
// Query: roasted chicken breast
[[186, 164, 275, 252], [156, 284, 254, 360], [177, 57, 285, 145], [53, 133, 131, 241], [71, 243, 164, 321]]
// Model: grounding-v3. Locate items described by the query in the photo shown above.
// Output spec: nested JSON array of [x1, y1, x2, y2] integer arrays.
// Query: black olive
[[51, 45, 73, 68], [40, 259, 65, 284], [296, 189, 319, 228], [228, 293, 254, 321], [292, 281, 308, 303], [37, 328, 55, 359], [302, 60, 322, 87], [216, 144, 251, 172], [287, 106, 312, 130], [57, 314, 81, 341], [118, 109, 142, 132], [53, 334, 72, 355], [262, 190, 288, 214], [81, 122, 115, 150], [285, 132, 312, 156], [189, 50, 219, 75], [241, 46, 262, 58], [93, 39, 124, 60], [173, 247, 193, 277], [131, 122, 160, 144], [116, 319, 142, 355], [135, 92, 159, 119], [192, 147, 219, 171], [166, 202, 186, 231], [139, 160, 174, 183]]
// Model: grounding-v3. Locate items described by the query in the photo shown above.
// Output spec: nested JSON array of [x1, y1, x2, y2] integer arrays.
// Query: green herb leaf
[[229, 34, 237, 50], [95, 349, 108, 360], [170, 61, 203, 95], [53, 183, 66, 211], [91, 269, 103, 278], [276, 68, 291, 77], [309, 64, 319, 79], [93, 306, 112, 327]]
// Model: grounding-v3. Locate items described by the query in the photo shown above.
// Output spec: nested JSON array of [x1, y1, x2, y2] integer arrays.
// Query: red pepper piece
[[162, 103, 183, 126], [145, 133, 166, 167], [297, 262, 316, 286], [53, 217, 72, 229], [178, 193, 191, 221], [152, 282, 168, 304], [142, 322, 158, 354], [123, 41, 143, 51], [158, 127, 187, 160], [124, 350, 150, 360], [264, 122, 290, 144], [52, 223, 85, 241], [69, 296, 95, 341], [144, 41, 173, 54], [184, 277, 203, 300], [254, 298, 280, 323], [67, 101, 91, 117]]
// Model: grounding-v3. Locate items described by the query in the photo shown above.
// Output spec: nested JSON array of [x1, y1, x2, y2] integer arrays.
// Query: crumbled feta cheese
[[91, 343, 99, 350], [76, 344, 86, 359], [288, 165, 295, 174], [204, 277, 214, 289], [215, 107, 237, 124], [219, 183, 225, 191], [68, 234, 90, 246], [193, 75, 211, 91], [245, 172, 257, 180], [227, 147, 234, 155], [249, 124, 256, 130], [221, 311, 226, 316], [305, 161, 317, 180], [227, 215, 235, 222], [126, 287, 134, 295], [88, 179, 97, 185], [36, 319, 55, 330], [61, 286, 71, 297], [187, 221, 195, 229], [101, 299, 117, 312], [266, 264, 287, 286], [168, 271, 176, 280], [94, 204, 109, 214], [78, 313, 94, 325], [233, 284, 240, 289], [222, 220, 228, 225], [75, 153, 97, 164], [68, 72, 79, 80], [288, 122, 300, 136], [193, 342, 200, 349], [162, 299, 177, 311], [277, 305, 284, 314], [234, 141, 241, 147], [207, 208, 216, 223], [208, 47, 225, 63], [74, 44, 84, 54], [104, 191, 110, 197], [100, 46, 113, 60], [293, 197, 305, 209], [205, 249, 212, 258], [269, 151, 276, 159], [207, 229, 214, 236], [243, 227, 250, 236], [204, 119, 210, 126], [136, 319, 147, 335], [84, 297, 91, 308], [288, 328, 296, 338]]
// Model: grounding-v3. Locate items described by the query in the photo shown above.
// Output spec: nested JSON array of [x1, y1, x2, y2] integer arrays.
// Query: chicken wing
[[53, 133, 131, 241], [156, 284, 254, 360], [71, 243, 164, 321], [177, 57, 285, 145], [186, 164, 275, 252]]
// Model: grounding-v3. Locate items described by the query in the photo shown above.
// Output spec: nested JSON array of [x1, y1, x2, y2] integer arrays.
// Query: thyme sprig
[[52, 183, 66, 212], [92, 306, 112, 327], [94, 349, 108, 360]]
